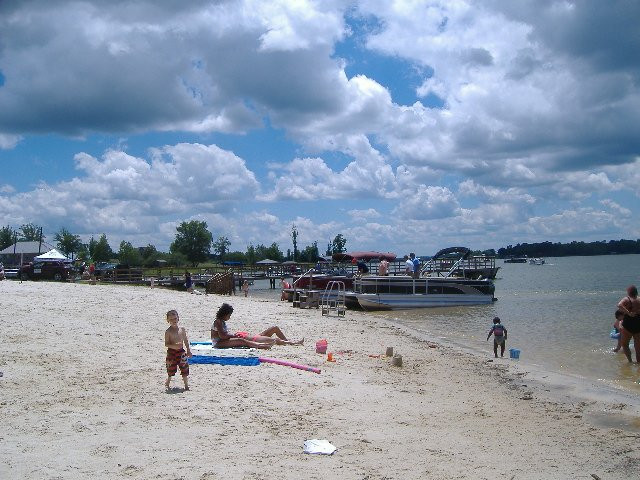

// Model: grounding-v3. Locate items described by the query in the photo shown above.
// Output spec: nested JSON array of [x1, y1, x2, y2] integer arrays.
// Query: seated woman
[[280, 278, 292, 301], [211, 303, 303, 349]]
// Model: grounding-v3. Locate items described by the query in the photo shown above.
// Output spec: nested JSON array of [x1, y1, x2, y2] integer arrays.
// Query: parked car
[[94, 262, 118, 278], [19, 261, 72, 281]]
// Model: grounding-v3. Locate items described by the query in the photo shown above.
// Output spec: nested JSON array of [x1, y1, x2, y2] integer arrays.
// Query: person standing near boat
[[617, 285, 640, 363], [404, 255, 414, 276], [378, 256, 389, 276], [410, 253, 420, 278], [357, 261, 369, 276]]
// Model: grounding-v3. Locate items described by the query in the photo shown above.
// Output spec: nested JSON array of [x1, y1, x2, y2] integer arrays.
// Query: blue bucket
[[509, 348, 520, 359]]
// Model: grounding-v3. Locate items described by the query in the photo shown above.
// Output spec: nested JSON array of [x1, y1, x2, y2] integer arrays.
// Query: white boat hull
[[356, 292, 494, 310], [353, 275, 496, 311]]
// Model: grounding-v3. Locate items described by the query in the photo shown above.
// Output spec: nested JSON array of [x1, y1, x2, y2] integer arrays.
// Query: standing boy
[[165, 310, 192, 390], [487, 316, 507, 358]]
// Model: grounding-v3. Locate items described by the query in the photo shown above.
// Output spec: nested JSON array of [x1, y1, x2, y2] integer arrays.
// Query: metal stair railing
[[321, 280, 346, 317]]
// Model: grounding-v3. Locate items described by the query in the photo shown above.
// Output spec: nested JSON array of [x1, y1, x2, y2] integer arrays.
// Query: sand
[[1, 279, 639, 479]]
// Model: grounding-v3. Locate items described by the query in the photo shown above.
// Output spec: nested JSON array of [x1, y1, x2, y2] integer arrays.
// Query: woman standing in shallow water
[[617, 285, 640, 363]]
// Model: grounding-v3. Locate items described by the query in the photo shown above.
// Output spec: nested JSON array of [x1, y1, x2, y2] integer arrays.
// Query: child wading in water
[[487, 316, 508, 358], [165, 310, 192, 391], [612, 309, 624, 352]]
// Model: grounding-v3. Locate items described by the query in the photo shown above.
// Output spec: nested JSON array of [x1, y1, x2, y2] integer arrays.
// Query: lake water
[[251, 255, 640, 394]]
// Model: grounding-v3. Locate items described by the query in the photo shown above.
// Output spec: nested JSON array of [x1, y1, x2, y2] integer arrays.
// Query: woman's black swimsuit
[[623, 315, 640, 334], [622, 297, 640, 334]]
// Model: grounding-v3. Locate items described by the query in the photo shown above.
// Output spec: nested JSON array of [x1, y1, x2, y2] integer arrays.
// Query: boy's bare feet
[[296, 338, 305, 345], [165, 378, 170, 389]]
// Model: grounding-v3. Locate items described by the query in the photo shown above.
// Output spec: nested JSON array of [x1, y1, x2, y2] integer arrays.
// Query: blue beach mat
[[189, 355, 259, 366]]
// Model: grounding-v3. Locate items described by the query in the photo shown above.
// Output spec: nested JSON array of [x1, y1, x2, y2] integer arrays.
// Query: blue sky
[[1, 0, 639, 256]]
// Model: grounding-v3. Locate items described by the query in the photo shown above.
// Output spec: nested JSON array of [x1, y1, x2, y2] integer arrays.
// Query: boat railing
[[421, 255, 496, 278], [292, 268, 316, 291]]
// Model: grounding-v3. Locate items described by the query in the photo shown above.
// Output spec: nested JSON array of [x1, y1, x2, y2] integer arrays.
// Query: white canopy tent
[[34, 249, 72, 262]]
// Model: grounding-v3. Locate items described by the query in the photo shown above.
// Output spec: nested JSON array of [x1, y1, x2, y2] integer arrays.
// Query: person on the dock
[[242, 280, 249, 297], [211, 303, 303, 348], [378, 256, 389, 276], [165, 310, 192, 391], [185, 271, 193, 293], [487, 316, 507, 358], [617, 285, 640, 363]]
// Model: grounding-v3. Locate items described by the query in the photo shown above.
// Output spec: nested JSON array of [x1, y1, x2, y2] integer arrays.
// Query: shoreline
[[2, 280, 640, 479], [376, 316, 640, 429]]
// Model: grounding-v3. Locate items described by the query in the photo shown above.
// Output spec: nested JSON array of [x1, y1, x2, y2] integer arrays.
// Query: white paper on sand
[[190, 344, 258, 357], [303, 439, 337, 455]]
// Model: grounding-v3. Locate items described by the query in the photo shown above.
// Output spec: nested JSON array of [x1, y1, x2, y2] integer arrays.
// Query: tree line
[[498, 239, 640, 258], [0, 221, 349, 267]]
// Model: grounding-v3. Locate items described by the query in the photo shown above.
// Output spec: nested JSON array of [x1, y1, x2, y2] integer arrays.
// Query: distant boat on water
[[529, 258, 545, 265], [504, 256, 528, 263]]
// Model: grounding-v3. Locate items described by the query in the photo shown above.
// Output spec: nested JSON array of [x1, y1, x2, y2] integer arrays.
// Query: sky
[[1, 0, 639, 257]]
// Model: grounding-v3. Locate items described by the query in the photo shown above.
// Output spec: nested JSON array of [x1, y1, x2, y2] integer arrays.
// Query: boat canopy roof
[[432, 247, 471, 260], [332, 251, 397, 262]]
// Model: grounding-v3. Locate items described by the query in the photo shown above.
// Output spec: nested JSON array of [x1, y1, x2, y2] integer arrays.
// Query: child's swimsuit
[[490, 324, 506, 345], [166, 348, 189, 377]]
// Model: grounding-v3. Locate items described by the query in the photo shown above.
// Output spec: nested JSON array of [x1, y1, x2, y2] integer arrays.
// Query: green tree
[[164, 251, 188, 267], [89, 234, 114, 262], [213, 236, 231, 261], [291, 224, 299, 261], [255, 243, 284, 262], [170, 220, 213, 266], [20, 223, 44, 241], [118, 240, 141, 265], [75, 244, 91, 262], [299, 241, 319, 262], [140, 244, 159, 267], [330, 234, 347, 254], [0, 225, 16, 250], [54, 227, 83, 259], [245, 244, 256, 265], [225, 251, 247, 263]]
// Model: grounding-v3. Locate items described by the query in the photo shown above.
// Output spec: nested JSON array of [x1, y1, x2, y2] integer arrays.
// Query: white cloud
[[0, 1, 639, 254], [347, 208, 381, 221], [393, 185, 461, 220], [0, 142, 259, 248], [0, 134, 21, 149]]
